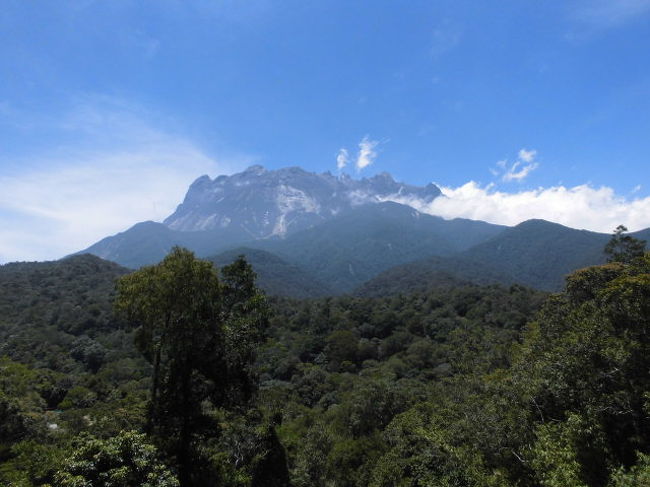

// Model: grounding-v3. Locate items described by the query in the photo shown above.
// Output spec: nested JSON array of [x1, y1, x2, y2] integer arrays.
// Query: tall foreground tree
[[604, 225, 646, 264], [115, 247, 268, 486]]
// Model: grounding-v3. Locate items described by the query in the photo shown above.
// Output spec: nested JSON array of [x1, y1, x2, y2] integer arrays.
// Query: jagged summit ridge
[[163, 165, 441, 237]]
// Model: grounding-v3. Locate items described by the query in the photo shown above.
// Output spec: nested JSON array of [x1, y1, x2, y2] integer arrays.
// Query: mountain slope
[[77, 165, 650, 296], [355, 255, 513, 297], [0, 254, 131, 368], [249, 202, 505, 292], [208, 247, 332, 298], [460, 219, 609, 290], [357, 220, 650, 296], [80, 221, 252, 269]]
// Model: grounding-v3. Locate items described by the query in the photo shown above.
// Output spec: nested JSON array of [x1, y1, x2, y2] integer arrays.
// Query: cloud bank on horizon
[[384, 148, 650, 233], [386, 181, 650, 234]]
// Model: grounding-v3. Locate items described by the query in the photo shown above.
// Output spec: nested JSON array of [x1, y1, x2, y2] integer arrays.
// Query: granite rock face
[[163, 165, 442, 238]]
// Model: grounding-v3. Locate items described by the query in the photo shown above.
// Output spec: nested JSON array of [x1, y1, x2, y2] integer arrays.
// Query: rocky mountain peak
[[163, 166, 442, 237]]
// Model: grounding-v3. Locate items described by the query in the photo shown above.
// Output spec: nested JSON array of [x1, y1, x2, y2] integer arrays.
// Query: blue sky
[[1, 0, 650, 262]]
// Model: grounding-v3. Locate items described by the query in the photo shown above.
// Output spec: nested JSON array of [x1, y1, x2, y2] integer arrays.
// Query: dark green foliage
[[0, 254, 133, 375], [0, 254, 128, 335], [115, 248, 269, 486], [54, 430, 179, 486], [514, 252, 650, 486], [209, 247, 333, 298], [604, 225, 647, 263], [0, 252, 279, 486], [257, 284, 546, 485], [250, 425, 291, 487], [3, 244, 650, 487]]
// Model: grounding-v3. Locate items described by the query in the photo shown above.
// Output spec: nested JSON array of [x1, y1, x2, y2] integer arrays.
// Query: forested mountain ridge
[[81, 200, 507, 290], [246, 202, 505, 292], [358, 220, 650, 294], [79, 214, 650, 296], [0, 254, 135, 375]]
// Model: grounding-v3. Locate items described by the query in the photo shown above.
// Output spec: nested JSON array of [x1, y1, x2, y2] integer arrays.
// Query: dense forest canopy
[[1, 231, 649, 486]]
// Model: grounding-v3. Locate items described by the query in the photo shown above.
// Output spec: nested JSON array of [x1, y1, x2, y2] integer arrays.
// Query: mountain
[[249, 202, 505, 292], [80, 166, 445, 269], [83, 199, 504, 295], [459, 219, 610, 290], [164, 165, 442, 237], [635, 228, 650, 243], [357, 220, 650, 296], [79, 165, 650, 296], [208, 247, 332, 298]]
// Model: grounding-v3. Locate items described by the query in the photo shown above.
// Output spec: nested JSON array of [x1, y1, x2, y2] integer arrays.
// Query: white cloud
[[356, 136, 379, 171], [492, 148, 540, 183], [503, 160, 539, 182], [0, 146, 234, 264], [336, 148, 349, 170], [518, 148, 537, 163], [0, 98, 249, 263], [383, 181, 650, 233]]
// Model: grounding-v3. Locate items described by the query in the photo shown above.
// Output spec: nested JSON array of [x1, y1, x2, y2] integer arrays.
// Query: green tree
[[514, 252, 650, 486], [604, 225, 646, 264], [54, 430, 178, 487], [115, 248, 268, 486], [609, 453, 650, 487]]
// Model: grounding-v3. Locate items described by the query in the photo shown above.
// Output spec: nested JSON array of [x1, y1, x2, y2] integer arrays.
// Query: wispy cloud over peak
[[336, 148, 349, 170], [335, 136, 381, 173], [502, 160, 539, 182], [356, 136, 379, 171], [491, 148, 540, 183]]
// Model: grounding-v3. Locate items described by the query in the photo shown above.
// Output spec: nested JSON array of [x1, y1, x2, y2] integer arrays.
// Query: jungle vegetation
[[0, 230, 649, 487]]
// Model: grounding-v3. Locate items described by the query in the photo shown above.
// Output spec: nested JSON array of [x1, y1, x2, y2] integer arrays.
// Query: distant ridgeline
[[77, 165, 650, 295]]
